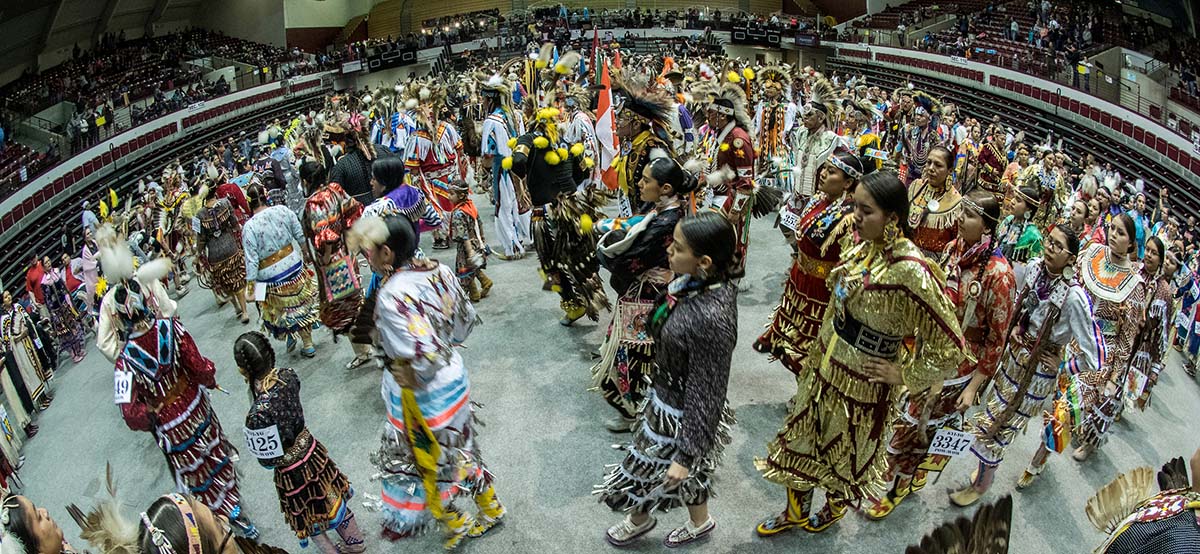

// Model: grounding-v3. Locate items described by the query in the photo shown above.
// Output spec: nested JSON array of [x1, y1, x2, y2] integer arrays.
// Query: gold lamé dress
[[756, 237, 967, 502]]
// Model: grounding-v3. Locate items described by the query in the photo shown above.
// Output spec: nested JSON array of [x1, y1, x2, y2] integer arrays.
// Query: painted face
[[852, 185, 890, 243]]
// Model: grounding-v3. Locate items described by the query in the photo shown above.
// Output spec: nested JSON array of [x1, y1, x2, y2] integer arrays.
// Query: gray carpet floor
[[17, 194, 1200, 553]]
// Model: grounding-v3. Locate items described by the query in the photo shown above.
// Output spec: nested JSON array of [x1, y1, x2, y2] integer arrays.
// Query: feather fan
[[1085, 466, 1155, 534], [905, 495, 1013, 554], [1157, 457, 1190, 492], [66, 464, 139, 554]]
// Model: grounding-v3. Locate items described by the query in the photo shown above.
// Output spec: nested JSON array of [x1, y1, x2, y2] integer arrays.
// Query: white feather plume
[[419, 87, 431, 100], [486, 74, 505, 88], [705, 166, 735, 188], [405, 98, 419, 110], [134, 257, 173, 285], [683, 158, 706, 174], [347, 215, 389, 254]]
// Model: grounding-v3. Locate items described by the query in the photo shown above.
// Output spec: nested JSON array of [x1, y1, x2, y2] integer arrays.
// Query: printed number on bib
[[927, 428, 974, 458], [244, 425, 284, 459], [779, 209, 800, 231], [114, 370, 133, 404]]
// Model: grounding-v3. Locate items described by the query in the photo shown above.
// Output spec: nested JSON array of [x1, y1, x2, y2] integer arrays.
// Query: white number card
[[253, 282, 268, 302], [779, 208, 800, 231], [244, 425, 284, 459], [114, 370, 133, 404], [927, 428, 975, 458]]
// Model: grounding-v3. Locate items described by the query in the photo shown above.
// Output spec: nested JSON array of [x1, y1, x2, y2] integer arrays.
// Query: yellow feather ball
[[584, 157, 595, 168], [579, 213, 594, 234], [570, 143, 585, 156], [507, 137, 517, 149], [555, 63, 570, 74], [720, 143, 730, 152], [726, 71, 741, 83], [743, 68, 756, 80], [550, 284, 563, 293], [544, 151, 561, 165], [533, 136, 549, 149], [556, 147, 568, 160], [535, 60, 549, 69], [501, 157, 513, 170]]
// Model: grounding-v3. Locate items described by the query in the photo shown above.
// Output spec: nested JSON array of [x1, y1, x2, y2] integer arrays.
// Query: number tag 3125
[[244, 425, 284, 459], [927, 428, 975, 458]]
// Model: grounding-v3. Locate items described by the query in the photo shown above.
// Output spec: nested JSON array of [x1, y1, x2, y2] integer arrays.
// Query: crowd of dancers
[[1, 39, 1199, 554]]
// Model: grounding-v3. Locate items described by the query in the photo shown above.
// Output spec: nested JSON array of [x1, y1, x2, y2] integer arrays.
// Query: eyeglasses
[[1043, 237, 1067, 253]]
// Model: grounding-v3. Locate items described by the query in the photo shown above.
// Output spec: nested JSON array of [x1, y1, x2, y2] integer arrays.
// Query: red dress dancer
[[112, 294, 258, 536], [403, 101, 458, 250], [705, 89, 757, 274]]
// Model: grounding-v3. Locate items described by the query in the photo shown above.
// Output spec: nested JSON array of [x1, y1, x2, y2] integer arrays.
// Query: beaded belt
[[796, 250, 837, 279], [834, 312, 901, 360], [1096, 318, 1117, 337], [258, 243, 294, 270], [278, 428, 313, 469]]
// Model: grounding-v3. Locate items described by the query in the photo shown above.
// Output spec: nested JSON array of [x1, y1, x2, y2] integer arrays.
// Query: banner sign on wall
[[730, 24, 781, 47]]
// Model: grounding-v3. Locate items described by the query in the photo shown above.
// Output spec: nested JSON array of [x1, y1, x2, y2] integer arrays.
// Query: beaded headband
[[961, 196, 998, 224], [1014, 188, 1040, 207], [827, 155, 862, 180], [141, 494, 202, 554]]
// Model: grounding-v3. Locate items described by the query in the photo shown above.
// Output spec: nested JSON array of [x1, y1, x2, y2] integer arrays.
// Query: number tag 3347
[[244, 425, 284, 459], [927, 428, 975, 458]]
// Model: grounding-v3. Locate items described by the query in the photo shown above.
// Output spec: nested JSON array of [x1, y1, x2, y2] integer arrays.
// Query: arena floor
[[21, 194, 1200, 553]]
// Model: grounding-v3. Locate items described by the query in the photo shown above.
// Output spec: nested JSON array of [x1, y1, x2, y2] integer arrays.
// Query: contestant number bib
[[114, 370, 133, 404], [779, 208, 800, 231], [927, 429, 974, 458], [244, 425, 284, 459]]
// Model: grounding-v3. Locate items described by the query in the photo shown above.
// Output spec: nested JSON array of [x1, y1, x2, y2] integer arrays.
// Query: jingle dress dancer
[[866, 191, 1016, 519], [754, 151, 860, 372], [1071, 214, 1146, 462], [347, 214, 503, 550], [597, 211, 739, 548], [101, 253, 257, 537], [1130, 239, 1175, 410], [755, 172, 966, 536], [195, 195, 249, 323], [242, 184, 321, 357], [592, 156, 694, 430], [907, 146, 962, 259], [235, 332, 365, 554], [949, 226, 1104, 506], [403, 81, 465, 250]]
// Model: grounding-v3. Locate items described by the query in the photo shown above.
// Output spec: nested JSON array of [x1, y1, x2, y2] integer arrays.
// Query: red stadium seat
[[1121, 121, 1133, 137]]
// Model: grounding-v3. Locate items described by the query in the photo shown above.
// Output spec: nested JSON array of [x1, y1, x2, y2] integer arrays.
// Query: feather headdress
[[709, 82, 753, 130], [905, 495, 1013, 554], [802, 78, 839, 123], [346, 214, 389, 254], [613, 78, 675, 129]]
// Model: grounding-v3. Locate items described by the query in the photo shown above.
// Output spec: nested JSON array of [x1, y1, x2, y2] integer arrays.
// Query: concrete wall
[[284, 0, 376, 28], [196, 0, 287, 47]]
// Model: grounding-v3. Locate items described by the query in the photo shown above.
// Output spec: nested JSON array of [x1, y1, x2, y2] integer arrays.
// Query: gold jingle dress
[[756, 236, 966, 502], [755, 190, 854, 374]]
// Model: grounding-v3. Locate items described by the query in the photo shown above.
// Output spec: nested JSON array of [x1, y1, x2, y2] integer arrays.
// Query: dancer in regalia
[[1130, 239, 1176, 410], [479, 75, 530, 260], [907, 146, 962, 259], [755, 172, 966, 536], [347, 213, 504, 550], [402, 80, 466, 250], [99, 244, 257, 537], [949, 226, 1102, 506], [195, 186, 250, 324], [235, 331, 365, 553], [597, 212, 739, 548], [754, 150, 861, 372], [866, 190, 1015, 519], [592, 155, 697, 431]]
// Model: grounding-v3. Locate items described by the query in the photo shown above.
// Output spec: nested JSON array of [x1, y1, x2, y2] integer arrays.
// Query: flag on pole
[[592, 27, 601, 85], [596, 62, 620, 191], [612, 49, 622, 72]]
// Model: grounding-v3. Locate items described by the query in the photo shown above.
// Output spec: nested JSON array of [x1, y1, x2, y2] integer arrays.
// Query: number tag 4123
[[927, 428, 975, 458], [244, 425, 284, 459]]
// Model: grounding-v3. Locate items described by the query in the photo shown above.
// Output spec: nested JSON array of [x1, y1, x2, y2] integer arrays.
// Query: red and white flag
[[596, 62, 620, 190]]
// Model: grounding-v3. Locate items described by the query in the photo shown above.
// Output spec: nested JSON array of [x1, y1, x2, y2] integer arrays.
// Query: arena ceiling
[[0, 0, 201, 77]]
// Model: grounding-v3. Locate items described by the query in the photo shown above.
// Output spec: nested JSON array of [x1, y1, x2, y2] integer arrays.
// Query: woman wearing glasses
[[949, 226, 1104, 506]]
